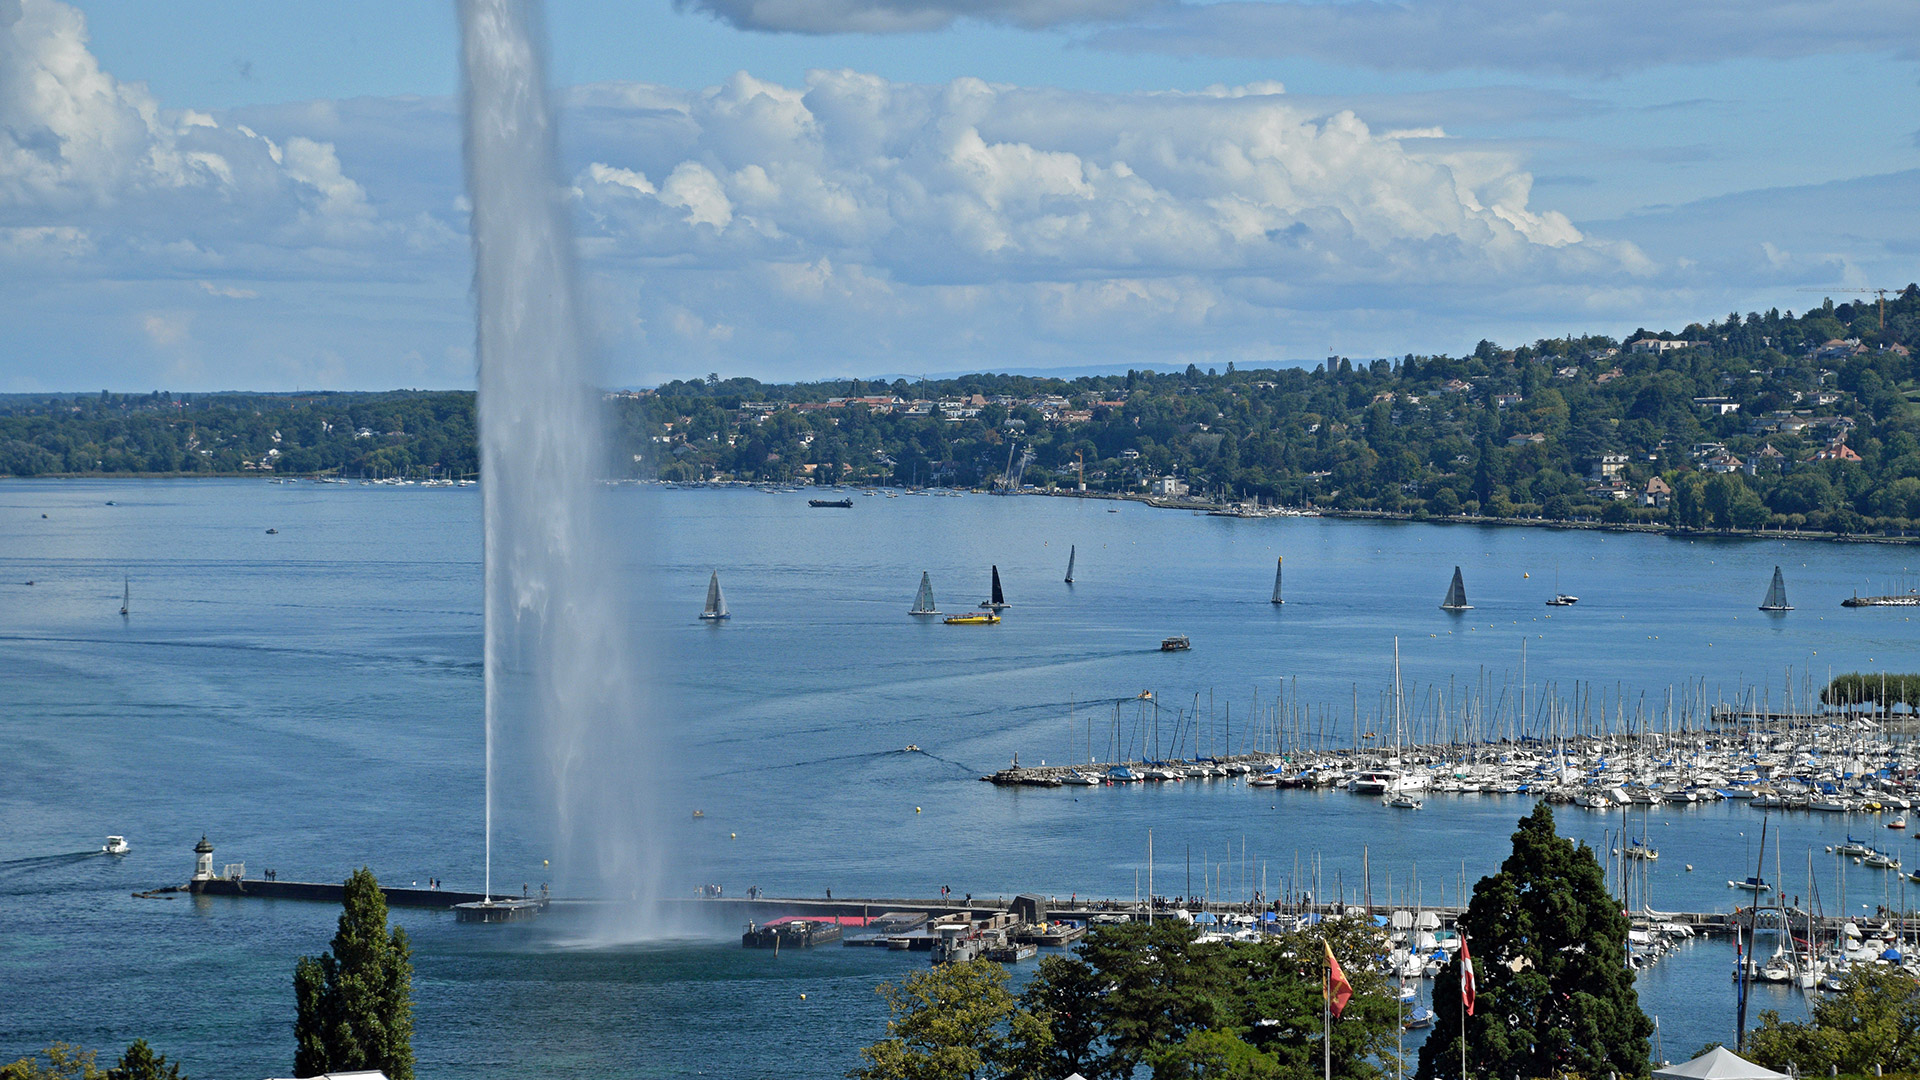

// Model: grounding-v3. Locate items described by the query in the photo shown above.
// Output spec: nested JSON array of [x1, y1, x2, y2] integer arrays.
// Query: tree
[[1416, 805, 1652, 1080], [1, 1046, 103, 1080], [106, 1043, 181, 1080], [851, 957, 1044, 1080], [1747, 966, 1920, 1075], [293, 868, 415, 1080]]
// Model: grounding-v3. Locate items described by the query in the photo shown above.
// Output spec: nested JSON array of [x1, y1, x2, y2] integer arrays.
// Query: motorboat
[[102, 835, 129, 855], [1728, 876, 1771, 892], [1160, 635, 1191, 652], [1385, 793, 1424, 810]]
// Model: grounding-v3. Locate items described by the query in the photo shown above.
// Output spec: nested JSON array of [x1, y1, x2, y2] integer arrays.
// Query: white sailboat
[[1760, 566, 1792, 612], [910, 571, 941, 616], [700, 571, 730, 620]]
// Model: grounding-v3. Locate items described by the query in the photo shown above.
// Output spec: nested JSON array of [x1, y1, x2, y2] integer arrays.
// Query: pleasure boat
[[102, 835, 129, 855]]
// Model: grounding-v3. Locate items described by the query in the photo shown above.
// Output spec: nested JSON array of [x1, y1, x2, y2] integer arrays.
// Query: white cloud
[[1087, 0, 1920, 76], [197, 280, 258, 299], [0, 0, 386, 264], [571, 71, 1610, 288], [679, 0, 1155, 34]]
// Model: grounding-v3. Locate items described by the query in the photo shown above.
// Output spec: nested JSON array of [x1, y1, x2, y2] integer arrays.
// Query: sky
[[1, 0, 1916, 391]]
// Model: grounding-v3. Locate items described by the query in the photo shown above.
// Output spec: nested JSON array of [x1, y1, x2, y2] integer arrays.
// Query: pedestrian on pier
[[826, 888, 831, 900]]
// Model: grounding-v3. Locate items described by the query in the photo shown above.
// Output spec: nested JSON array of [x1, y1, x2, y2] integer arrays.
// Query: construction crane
[[1797, 287, 1894, 332]]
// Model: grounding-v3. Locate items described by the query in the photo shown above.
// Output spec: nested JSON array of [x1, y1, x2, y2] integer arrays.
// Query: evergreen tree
[[292, 868, 415, 1080], [1415, 805, 1652, 1080], [105, 1042, 180, 1080]]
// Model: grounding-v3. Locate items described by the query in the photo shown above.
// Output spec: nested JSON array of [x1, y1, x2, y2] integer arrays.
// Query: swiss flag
[[1459, 936, 1477, 1017], [1324, 941, 1353, 1019]]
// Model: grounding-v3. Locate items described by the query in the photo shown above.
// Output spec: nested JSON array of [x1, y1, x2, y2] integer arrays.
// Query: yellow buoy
[[730, 832, 737, 839], [915, 807, 922, 813]]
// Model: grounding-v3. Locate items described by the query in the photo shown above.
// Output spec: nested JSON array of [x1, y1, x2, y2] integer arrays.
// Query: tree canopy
[[293, 868, 415, 1080], [1415, 804, 1653, 1080]]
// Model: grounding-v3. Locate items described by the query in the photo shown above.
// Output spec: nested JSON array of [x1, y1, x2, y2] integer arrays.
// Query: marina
[[14, 481, 1920, 1075]]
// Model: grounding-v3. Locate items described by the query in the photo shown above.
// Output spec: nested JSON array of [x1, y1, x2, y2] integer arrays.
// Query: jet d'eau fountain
[[458, 0, 662, 932]]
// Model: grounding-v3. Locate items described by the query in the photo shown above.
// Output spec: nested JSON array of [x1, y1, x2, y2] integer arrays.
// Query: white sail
[[911, 571, 940, 615], [1065, 545, 1075, 584], [1440, 566, 1471, 611], [1761, 566, 1792, 611], [702, 570, 729, 619], [1270, 556, 1283, 604]]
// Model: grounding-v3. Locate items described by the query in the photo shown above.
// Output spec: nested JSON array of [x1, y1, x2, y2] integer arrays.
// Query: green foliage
[[10, 291, 1920, 535], [1824, 673, 1920, 711], [1747, 966, 1920, 1075], [0, 1046, 103, 1080], [1415, 804, 1653, 1080], [105, 1042, 181, 1080], [1017, 916, 1398, 1080], [849, 957, 1042, 1080], [292, 868, 415, 1080]]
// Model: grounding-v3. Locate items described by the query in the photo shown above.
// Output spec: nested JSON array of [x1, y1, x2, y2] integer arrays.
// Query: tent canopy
[[1653, 1046, 1790, 1080]]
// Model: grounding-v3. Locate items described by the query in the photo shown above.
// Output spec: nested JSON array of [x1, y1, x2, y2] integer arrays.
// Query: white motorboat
[[102, 835, 129, 855]]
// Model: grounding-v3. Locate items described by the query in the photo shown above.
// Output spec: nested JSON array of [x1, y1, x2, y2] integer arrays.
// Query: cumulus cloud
[[0, 0, 391, 269], [679, 0, 1155, 34], [570, 71, 1612, 291], [1087, 0, 1920, 77]]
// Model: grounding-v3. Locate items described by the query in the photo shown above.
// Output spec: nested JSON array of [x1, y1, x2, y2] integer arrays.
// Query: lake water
[[5, 480, 1919, 1078]]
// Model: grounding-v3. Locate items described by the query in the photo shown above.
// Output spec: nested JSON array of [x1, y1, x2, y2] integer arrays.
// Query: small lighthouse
[[193, 836, 215, 881]]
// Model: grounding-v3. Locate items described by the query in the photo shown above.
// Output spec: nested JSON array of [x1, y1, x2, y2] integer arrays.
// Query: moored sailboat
[[700, 571, 730, 620], [910, 572, 941, 616]]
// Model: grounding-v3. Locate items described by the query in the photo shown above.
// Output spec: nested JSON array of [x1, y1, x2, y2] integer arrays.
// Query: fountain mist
[[459, 0, 662, 934]]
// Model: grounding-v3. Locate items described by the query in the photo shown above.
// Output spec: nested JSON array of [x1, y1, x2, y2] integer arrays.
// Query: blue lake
[[4, 480, 1918, 1077]]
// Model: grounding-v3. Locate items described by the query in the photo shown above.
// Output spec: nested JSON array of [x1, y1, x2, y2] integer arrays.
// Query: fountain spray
[[459, 0, 660, 931]]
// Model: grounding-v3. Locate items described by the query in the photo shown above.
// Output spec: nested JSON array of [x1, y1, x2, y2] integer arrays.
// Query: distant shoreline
[[9, 472, 1918, 546]]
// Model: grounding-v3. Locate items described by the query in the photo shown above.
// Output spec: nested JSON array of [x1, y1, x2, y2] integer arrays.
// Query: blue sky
[[2, 0, 1916, 390]]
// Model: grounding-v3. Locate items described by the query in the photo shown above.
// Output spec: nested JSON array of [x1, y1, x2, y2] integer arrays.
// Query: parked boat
[[910, 572, 941, 616], [700, 571, 730, 620], [1440, 567, 1472, 611], [1728, 876, 1771, 892], [1760, 566, 1793, 612], [1546, 593, 1579, 606]]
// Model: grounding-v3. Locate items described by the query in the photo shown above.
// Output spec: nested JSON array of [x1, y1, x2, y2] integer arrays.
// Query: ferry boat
[[808, 498, 853, 508], [1160, 635, 1191, 652], [944, 611, 999, 625]]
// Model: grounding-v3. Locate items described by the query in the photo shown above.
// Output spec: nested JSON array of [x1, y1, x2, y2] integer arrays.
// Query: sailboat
[[1064, 546, 1075, 584], [1760, 566, 1792, 612], [700, 571, 730, 620], [119, 576, 129, 617], [977, 565, 1008, 610], [1270, 556, 1283, 605], [1440, 566, 1472, 611], [910, 572, 941, 616]]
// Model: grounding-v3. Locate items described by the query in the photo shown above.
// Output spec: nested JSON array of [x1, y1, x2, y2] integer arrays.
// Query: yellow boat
[[943, 612, 999, 625]]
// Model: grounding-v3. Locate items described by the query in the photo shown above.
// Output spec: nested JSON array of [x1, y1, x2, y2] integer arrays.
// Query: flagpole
[[1460, 984, 1467, 1080], [1324, 957, 1332, 1080]]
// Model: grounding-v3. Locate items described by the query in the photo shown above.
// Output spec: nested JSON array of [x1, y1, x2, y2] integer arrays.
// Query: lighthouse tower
[[193, 836, 215, 881]]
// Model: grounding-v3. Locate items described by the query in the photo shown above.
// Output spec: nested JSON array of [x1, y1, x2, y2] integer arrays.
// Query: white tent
[[1653, 1046, 1790, 1080]]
